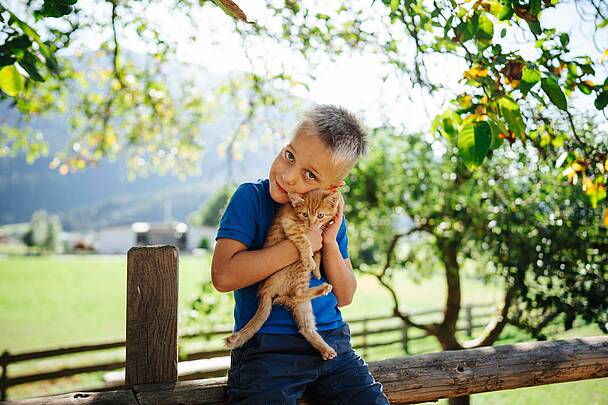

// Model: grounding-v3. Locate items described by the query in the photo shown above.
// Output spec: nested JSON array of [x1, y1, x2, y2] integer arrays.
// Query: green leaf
[[529, 0, 541, 17], [487, 120, 504, 150], [559, 33, 569, 47], [594, 91, 608, 110], [498, 97, 526, 137], [527, 20, 542, 36], [458, 121, 492, 169], [432, 109, 461, 140], [457, 13, 480, 42], [577, 81, 593, 95], [476, 14, 494, 40], [578, 63, 595, 75], [541, 77, 568, 111], [520, 67, 541, 95], [0, 64, 25, 96], [498, 0, 514, 20]]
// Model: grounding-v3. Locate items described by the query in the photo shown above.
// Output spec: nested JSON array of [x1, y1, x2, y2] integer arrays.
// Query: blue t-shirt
[[215, 178, 349, 334]]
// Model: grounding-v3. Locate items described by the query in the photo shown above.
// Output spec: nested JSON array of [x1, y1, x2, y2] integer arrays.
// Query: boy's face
[[269, 128, 346, 204]]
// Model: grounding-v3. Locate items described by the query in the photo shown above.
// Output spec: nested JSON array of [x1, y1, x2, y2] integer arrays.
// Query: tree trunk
[[449, 395, 470, 405], [435, 238, 464, 351]]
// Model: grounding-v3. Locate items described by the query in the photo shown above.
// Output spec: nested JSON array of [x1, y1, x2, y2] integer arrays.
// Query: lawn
[[0, 253, 605, 402]]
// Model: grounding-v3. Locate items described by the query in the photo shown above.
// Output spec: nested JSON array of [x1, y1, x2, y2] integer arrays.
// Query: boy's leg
[[227, 332, 320, 405], [305, 324, 390, 405]]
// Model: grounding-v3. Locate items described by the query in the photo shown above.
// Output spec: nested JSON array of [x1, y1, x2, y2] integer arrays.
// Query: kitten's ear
[[288, 193, 305, 207], [324, 191, 340, 208]]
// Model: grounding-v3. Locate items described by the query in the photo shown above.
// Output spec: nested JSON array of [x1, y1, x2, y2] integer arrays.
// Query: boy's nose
[[282, 170, 297, 186]]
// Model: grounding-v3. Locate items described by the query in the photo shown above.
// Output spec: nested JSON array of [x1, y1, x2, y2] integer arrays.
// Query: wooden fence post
[[126, 245, 179, 388], [401, 321, 409, 355], [362, 318, 368, 358], [465, 305, 473, 337], [0, 350, 8, 401]]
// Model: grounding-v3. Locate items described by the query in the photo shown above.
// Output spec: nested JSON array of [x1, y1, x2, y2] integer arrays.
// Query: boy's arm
[[322, 245, 356, 307], [211, 238, 300, 292], [321, 192, 357, 307]]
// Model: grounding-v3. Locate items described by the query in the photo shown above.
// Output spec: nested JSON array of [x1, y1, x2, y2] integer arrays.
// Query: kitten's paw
[[321, 346, 337, 360], [312, 268, 321, 279], [320, 283, 333, 295]]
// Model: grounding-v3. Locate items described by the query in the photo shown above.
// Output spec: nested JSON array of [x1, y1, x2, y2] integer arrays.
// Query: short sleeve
[[215, 183, 258, 248], [336, 216, 349, 259]]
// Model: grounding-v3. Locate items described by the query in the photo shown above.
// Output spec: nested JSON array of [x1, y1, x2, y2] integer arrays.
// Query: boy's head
[[269, 104, 367, 204]]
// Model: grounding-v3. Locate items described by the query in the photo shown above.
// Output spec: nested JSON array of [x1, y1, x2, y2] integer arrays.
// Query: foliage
[[5, 1, 606, 210], [0, 0, 277, 180], [190, 183, 237, 227], [197, 236, 210, 250], [254, 0, 608, 209], [0, 0, 78, 95], [345, 124, 607, 341], [23, 209, 63, 254], [186, 277, 234, 329]]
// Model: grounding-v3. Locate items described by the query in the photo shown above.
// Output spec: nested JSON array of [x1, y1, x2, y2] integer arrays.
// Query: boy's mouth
[[276, 179, 288, 194]]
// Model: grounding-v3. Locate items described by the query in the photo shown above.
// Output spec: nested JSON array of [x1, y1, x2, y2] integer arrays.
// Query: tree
[[190, 183, 237, 227], [44, 214, 63, 253], [346, 125, 606, 404], [5, 1, 605, 210], [0, 0, 276, 180], [29, 209, 48, 254], [249, 0, 608, 211], [24, 209, 64, 254]]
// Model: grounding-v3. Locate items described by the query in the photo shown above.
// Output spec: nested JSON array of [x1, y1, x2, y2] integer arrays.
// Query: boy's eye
[[285, 150, 294, 161], [306, 171, 317, 181], [317, 214, 324, 219]]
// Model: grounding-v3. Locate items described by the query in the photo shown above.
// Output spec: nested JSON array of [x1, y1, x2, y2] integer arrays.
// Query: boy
[[211, 104, 389, 404]]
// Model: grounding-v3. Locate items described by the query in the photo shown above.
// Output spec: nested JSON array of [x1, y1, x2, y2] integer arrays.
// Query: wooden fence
[[0, 303, 494, 399], [3, 245, 607, 404]]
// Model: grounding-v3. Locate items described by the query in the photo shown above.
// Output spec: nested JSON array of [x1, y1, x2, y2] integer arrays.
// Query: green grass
[[1, 253, 606, 402], [0, 254, 211, 351]]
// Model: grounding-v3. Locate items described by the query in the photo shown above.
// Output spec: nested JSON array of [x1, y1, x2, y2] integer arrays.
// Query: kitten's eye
[[285, 150, 294, 161], [317, 214, 324, 219], [302, 212, 308, 218]]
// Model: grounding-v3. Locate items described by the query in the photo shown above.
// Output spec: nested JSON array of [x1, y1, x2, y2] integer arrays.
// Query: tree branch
[[463, 284, 516, 348]]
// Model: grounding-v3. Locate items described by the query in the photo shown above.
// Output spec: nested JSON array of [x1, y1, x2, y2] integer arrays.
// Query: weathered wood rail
[[3, 246, 607, 404], [0, 306, 496, 399]]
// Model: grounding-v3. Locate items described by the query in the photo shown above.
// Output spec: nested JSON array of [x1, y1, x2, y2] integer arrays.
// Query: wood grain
[[125, 245, 179, 388]]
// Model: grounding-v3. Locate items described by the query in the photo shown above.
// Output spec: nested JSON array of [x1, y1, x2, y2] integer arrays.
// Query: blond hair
[[293, 104, 368, 180]]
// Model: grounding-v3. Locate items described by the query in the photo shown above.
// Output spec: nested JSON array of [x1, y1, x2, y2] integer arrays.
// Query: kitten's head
[[287, 190, 340, 228]]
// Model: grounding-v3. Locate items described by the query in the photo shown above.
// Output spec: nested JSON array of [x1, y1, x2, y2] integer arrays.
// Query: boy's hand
[[322, 191, 344, 244], [306, 228, 323, 252]]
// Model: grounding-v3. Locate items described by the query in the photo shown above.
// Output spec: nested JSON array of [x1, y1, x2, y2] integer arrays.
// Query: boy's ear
[[326, 180, 345, 192]]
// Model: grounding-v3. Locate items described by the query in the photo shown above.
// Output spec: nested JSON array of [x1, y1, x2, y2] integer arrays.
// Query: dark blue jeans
[[226, 323, 389, 405]]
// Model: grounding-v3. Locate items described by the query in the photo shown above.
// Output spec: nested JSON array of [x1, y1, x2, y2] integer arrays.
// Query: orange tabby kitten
[[224, 189, 340, 360]]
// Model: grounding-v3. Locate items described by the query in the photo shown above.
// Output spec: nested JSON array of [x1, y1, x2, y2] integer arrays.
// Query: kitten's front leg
[[282, 218, 316, 272], [312, 251, 321, 279]]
